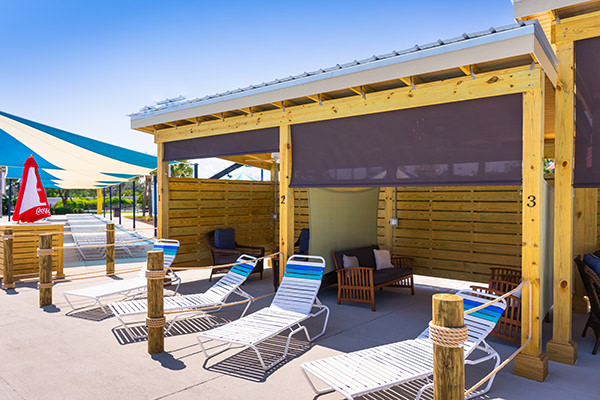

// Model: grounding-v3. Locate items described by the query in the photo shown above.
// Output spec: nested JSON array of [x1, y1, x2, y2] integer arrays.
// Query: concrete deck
[[1, 265, 597, 400]]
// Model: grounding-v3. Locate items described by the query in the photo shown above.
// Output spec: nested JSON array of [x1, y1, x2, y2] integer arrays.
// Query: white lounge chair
[[63, 239, 181, 313], [197, 254, 329, 370], [301, 289, 507, 400], [108, 254, 259, 339]]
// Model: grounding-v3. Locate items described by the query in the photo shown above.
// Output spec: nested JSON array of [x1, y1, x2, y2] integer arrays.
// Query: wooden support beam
[[2, 229, 14, 290], [157, 143, 169, 239], [155, 65, 543, 143], [547, 41, 577, 366], [106, 223, 115, 276], [383, 187, 394, 251], [38, 233, 53, 307], [147, 250, 165, 354], [278, 125, 294, 283], [432, 294, 464, 400], [553, 10, 600, 44], [514, 79, 549, 382]]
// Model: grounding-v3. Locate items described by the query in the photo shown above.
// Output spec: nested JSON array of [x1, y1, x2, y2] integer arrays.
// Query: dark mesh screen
[[290, 94, 523, 188], [574, 37, 600, 188], [163, 127, 279, 161]]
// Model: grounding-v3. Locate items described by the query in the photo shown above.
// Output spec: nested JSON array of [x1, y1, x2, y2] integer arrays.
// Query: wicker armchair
[[575, 256, 600, 354], [471, 267, 522, 342], [204, 229, 264, 282]]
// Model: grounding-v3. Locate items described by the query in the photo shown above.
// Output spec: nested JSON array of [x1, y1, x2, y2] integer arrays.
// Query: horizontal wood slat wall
[[377, 186, 523, 283], [0, 224, 64, 279], [168, 178, 277, 268]]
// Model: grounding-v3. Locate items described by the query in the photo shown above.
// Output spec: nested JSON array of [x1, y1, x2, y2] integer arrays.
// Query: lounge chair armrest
[[391, 256, 413, 269], [336, 267, 374, 287]]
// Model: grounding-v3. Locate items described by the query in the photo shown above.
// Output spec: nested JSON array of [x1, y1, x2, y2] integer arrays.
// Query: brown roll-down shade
[[163, 127, 279, 161], [290, 94, 523, 188], [574, 37, 600, 188]]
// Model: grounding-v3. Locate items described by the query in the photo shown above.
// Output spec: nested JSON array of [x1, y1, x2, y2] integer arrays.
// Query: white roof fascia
[[513, 0, 587, 19], [131, 24, 556, 129]]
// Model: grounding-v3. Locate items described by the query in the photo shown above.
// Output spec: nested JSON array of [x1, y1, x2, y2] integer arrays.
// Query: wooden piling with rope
[[38, 233, 54, 306], [431, 293, 466, 400], [146, 250, 165, 354], [2, 228, 14, 289], [106, 222, 115, 276]]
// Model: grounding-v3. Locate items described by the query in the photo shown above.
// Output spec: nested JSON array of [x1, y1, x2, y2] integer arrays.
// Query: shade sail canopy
[[0, 111, 157, 189]]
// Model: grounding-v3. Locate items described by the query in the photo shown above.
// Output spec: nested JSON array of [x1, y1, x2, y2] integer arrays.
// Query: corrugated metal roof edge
[[130, 20, 554, 124]]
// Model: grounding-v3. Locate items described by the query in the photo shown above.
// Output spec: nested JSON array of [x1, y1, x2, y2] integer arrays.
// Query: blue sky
[[0, 1, 516, 160]]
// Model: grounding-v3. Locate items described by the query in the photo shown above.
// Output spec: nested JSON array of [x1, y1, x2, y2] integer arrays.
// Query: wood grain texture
[[147, 250, 164, 354], [106, 223, 115, 276], [38, 233, 53, 306], [2, 228, 14, 289]]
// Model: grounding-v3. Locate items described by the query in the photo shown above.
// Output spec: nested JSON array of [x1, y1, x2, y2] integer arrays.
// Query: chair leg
[[582, 315, 592, 337], [208, 269, 213, 282], [411, 276, 415, 295]]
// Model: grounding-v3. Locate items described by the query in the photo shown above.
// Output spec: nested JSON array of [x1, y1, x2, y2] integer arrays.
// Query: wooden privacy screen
[[377, 186, 522, 283], [0, 224, 64, 280], [168, 178, 277, 268]]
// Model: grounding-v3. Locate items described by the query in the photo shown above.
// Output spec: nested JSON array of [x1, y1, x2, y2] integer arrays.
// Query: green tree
[[170, 161, 193, 178]]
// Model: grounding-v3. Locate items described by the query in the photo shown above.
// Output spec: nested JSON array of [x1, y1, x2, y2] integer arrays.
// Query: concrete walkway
[[0, 264, 598, 400]]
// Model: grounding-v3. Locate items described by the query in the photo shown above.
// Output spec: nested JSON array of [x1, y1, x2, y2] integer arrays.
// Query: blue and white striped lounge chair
[[109, 254, 258, 339], [301, 289, 507, 400], [197, 255, 329, 370], [63, 239, 181, 313]]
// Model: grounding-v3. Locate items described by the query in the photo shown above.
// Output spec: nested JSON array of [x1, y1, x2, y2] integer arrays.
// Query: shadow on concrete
[[41, 304, 61, 313], [66, 307, 114, 321], [151, 352, 186, 371], [2, 288, 19, 295], [201, 335, 312, 383], [112, 315, 228, 345]]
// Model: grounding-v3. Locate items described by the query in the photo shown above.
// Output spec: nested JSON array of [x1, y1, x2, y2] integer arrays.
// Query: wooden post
[[383, 187, 395, 251], [279, 125, 294, 283], [106, 222, 115, 276], [2, 228, 15, 290], [547, 41, 578, 365], [432, 293, 464, 400], [38, 233, 53, 306], [97, 188, 103, 214], [514, 75, 549, 382], [55, 225, 65, 279], [157, 143, 169, 239], [147, 250, 165, 354]]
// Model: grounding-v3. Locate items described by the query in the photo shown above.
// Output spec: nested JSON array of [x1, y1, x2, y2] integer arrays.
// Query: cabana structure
[[131, 19, 559, 381], [512, 0, 600, 370]]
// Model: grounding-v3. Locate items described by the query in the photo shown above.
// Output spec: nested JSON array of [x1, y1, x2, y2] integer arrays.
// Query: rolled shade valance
[[574, 37, 600, 188], [163, 127, 279, 161], [290, 94, 523, 188]]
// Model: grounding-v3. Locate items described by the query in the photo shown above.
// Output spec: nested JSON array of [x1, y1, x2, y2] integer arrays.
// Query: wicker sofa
[[332, 245, 414, 311]]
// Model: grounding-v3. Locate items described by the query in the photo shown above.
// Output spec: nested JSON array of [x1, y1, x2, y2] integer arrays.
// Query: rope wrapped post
[[431, 293, 466, 400], [2, 229, 15, 290], [38, 233, 54, 306], [147, 250, 165, 354], [106, 223, 115, 276]]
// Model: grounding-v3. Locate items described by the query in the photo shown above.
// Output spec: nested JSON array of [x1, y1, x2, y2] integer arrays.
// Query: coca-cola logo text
[[36, 207, 50, 216]]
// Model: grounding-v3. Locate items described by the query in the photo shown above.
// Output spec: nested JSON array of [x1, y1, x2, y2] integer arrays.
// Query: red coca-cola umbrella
[[12, 156, 52, 223]]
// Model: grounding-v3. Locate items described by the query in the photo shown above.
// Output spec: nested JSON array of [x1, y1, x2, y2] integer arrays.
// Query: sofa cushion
[[374, 249, 394, 270], [214, 228, 235, 250], [343, 255, 359, 268], [373, 268, 412, 287], [333, 245, 379, 270]]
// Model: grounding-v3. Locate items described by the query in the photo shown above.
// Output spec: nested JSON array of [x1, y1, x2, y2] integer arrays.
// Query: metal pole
[[118, 183, 122, 225], [102, 188, 106, 218], [153, 175, 157, 236], [132, 180, 136, 229], [194, 163, 198, 179], [7, 179, 12, 220], [109, 186, 112, 220]]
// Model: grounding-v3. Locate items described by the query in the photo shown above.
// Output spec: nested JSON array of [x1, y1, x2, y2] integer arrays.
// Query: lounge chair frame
[[63, 239, 181, 313], [300, 289, 506, 400], [108, 254, 258, 339], [197, 254, 329, 370]]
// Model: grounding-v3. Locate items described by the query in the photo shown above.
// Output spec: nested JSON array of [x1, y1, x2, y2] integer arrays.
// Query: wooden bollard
[[146, 250, 165, 354], [432, 293, 465, 400], [106, 222, 115, 276], [38, 233, 54, 306], [2, 229, 15, 290]]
